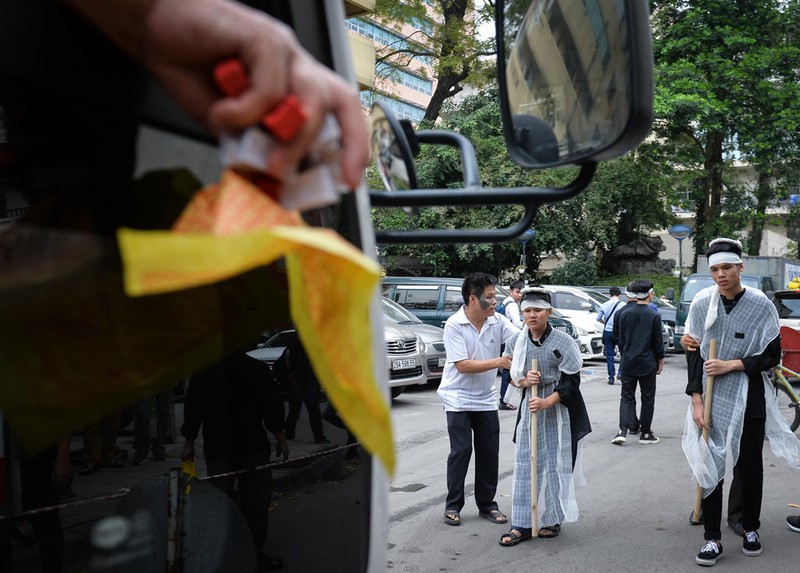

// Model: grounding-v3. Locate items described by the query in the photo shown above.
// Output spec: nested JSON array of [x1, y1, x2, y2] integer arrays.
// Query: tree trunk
[[746, 170, 771, 255]]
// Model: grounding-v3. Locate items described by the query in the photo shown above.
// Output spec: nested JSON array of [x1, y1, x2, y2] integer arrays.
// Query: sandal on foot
[[444, 510, 461, 526], [499, 529, 532, 546], [479, 509, 508, 524], [537, 524, 561, 538]]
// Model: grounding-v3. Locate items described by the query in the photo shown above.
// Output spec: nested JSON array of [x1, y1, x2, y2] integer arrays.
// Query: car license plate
[[392, 358, 416, 370], [438, 358, 446, 367]]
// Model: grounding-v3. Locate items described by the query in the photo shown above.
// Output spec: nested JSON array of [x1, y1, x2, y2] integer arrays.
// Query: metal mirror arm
[[414, 130, 481, 189], [370, 162, 596, 244]]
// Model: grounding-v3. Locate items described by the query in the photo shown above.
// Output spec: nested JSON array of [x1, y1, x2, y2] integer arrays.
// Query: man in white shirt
[[597, 286, 624, 385], [438, 273, 519, 527], [500, 280, 524, 409]]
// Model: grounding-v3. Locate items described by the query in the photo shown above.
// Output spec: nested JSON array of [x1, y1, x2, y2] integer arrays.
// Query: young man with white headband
[[438, 273, 519, 527], [680, 238, 800, 566], [498, 287, 591, 546], [612, 279, 664, 446]]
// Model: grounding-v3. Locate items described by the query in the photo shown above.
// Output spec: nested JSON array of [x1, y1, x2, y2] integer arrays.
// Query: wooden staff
[[692, 339, 718, 523], [530, 358, 539, 537]]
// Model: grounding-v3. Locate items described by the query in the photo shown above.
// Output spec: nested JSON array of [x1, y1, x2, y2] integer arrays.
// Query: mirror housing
[[497, 0, 654, 169]]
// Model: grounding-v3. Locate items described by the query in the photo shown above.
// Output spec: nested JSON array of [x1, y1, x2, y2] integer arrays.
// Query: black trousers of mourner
[[702, 415, 765, 540]]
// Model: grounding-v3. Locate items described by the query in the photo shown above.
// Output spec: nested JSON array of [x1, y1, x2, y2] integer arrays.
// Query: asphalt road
[[386, 354, 800, 573]]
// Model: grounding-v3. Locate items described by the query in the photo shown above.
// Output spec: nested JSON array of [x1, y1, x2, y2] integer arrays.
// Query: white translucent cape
[[507, 328, 584, 526], [681, 286, 800, 498]]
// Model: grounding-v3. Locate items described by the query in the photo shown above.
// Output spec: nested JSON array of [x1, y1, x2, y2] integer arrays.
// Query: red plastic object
[[213, 59, 305, 142], [780, 326, 800, 372], [213, 59, 249, 97]]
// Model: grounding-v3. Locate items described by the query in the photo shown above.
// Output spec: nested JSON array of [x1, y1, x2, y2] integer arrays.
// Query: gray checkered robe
[[682, 286, 800, 497], [505, 328, 582, 529]]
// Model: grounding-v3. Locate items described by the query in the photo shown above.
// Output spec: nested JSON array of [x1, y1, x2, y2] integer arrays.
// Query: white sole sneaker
[[611, 435, 626, 445]]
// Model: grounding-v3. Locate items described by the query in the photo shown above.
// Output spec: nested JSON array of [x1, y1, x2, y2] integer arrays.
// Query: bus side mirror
[[497, 0, 654, 169]]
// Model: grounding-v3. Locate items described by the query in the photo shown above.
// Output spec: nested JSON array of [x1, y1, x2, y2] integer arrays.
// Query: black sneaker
[[639, 432, 659, 444], [696, 540, 722, 566], [742, 530, 762, 556], [787, 514, 800, 533], [611, 430, 627, 445], [629, 425, 640, 435], [131, 454, 147, 466]]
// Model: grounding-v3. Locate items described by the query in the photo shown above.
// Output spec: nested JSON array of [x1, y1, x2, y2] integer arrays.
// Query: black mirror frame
[[496, 0, 655, 169]]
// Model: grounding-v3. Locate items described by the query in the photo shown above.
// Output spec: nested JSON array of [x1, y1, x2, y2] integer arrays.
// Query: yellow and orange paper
[[118, 171, 394, 475]]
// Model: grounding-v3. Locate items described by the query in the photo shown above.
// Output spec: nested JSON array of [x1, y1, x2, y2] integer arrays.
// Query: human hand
[[681, 334, 700, 352], [703, 359, 734, 377], [181, 440, 196, 462], [691, 400, 705, 430], [528, 396, 546, 414], [526, 370, 541, 387], [497, 355, 513, 370], [275, 435, 290, 461], [657, 358, 665, 375], [68, 0, 368, 188]]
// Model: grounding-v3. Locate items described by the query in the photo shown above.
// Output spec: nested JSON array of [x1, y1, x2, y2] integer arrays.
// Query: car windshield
[[583, 290, 609, 304], [774, 294, 800, 319], [681, 275, 762, 302], [265, 331, 296, 347], [382, 298, 423, 324]]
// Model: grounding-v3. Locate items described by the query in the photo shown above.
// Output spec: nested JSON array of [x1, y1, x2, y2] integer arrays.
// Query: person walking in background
[[612, 280, 664, 446], [499, 288, 591, 546], [79, 412, 123, 475], [274, 334, 329, 444], [181, 350, 288, 572], [681, 237, 800, 567], [438, 273, 519, 527], [132, 387, 172, 465], [597, 286, 624, 385], [500, 280, 525, 410]]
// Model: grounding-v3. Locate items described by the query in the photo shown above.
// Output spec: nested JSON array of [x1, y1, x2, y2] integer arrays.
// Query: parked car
[[381, 297, 446, 383], [539, 285, 605, 359], [772, 289, 800, 331], [248, 325, 426, 400], [382, 276, 465, 327]]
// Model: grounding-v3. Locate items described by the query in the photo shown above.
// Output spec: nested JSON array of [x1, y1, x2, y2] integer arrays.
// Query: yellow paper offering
[[117, 171, 394, 475]]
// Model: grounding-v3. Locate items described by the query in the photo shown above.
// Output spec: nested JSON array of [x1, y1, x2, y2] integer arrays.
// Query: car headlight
[[576, 327, 589, 336], [417, 338, 426, 353]]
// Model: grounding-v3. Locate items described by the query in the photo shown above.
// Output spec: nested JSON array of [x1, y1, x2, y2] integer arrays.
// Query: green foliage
[[548, 258, 598, 287], [651, 0, 800, 259]]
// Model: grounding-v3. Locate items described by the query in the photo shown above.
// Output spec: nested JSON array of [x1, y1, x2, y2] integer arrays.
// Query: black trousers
[[619, 371, 656, 433], [702, 416, 765, 540], [444, 410, 500, 513]]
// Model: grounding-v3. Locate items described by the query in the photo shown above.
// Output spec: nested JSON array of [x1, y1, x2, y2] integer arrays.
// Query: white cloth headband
[[708, 252, 743, 266], [521, 297, 551, 310], [626, 288, 653, 300]]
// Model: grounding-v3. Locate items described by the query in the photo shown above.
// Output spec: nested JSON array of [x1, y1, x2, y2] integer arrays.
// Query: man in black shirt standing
[[611, 280, 664, 445]]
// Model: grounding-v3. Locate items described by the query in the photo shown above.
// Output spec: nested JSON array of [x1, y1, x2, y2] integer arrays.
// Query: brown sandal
[[537, 524, 561, 538]]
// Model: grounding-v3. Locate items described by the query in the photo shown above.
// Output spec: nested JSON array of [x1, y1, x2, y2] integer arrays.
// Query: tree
[[370, 0, 496, 122], [651, 1, 800, 263]]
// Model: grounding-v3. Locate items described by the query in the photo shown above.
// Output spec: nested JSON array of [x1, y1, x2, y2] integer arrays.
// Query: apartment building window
[[376, 62, 433, 95], [360, 91, 426, 123], [347, 18, 433, 66]]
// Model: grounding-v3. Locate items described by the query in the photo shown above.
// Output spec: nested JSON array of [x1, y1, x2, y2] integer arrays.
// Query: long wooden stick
[[692, 339, 718, 523], [530, 358, 539, 537]]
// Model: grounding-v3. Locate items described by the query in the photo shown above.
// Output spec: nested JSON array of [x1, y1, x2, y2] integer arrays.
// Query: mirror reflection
[[503, 0, 636, 166], [370, 102, 417, 192]]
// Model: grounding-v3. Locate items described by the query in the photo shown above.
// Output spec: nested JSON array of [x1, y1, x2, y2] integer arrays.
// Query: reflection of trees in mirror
[[371, 85, 673, 279]]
